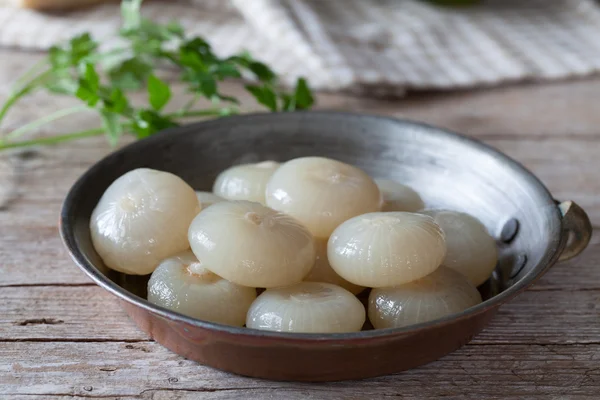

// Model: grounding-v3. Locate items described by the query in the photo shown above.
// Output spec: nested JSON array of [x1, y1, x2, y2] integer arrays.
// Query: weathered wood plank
[[1, 285, 147, 341], [2, 274, 599, 343], [489, 139, 600, 226], [1, 342, 599, 399]]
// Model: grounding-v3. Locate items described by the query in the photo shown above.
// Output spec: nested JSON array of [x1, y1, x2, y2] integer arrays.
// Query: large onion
[[265, 157, 380, 238], [375, 178, 424, 212], [421, 210, 498, 287], [368, 266, 482, 329], [328, 212, 446, 287], [147, 251, 256, 326], [304, 237, 365, 295], [188, 200, 315, 288], [90, 168, 200, 275], [213, 161, 279, 204], [246, 282, 365, 333]]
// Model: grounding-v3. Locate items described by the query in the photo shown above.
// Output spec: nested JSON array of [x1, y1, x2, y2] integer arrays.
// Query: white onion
[[195, 191, 224, 209], [188, 200, 315, 288], [368, 266, 482, 329], [375, 178, 424, 212], [213, 161, 279, 204], [90, 168, 200, 275], [328, 212, 446, 287], [147, 250, 256, 326], [246, 282, 365, 333], [265, 157, 380, 238], [421, 210, 498, 287], [304, 237, 365, 295]]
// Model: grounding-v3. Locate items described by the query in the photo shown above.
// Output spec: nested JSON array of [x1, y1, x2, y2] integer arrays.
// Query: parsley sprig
[[0, 0, 314, 150]]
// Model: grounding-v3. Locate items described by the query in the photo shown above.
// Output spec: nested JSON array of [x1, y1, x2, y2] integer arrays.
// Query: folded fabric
[[1, 0, 600, 95]]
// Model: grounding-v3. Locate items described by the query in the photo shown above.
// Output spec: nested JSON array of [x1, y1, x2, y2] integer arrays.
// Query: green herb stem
[[0, 70, 52, 127], [167, 108, 233, 119], [0, 127, 105, 150], [4, 106, 89, 141], [12, 59, 49, 89]]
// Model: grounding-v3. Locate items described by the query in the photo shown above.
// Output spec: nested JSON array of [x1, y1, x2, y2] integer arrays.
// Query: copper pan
[[60, 112, 592, 381]]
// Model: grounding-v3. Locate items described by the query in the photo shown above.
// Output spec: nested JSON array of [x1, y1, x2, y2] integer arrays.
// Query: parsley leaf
[[245, 84, 278, 111], [108, 58, 153, 90], [132, 110, 178, 139], [293, 78, 314, 109], [75, 63, 101, 107], [100, 110, 123, 146], [147, 74, 171, 111]]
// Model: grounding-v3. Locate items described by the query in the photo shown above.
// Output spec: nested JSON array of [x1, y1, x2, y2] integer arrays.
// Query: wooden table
[[1, 49, 599, 399]]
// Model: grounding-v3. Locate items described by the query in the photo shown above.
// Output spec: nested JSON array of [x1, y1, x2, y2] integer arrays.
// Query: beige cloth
[[1, 0, 600, 95]]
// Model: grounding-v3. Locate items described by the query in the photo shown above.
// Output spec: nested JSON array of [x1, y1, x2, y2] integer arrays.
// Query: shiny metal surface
[[60, 112, 592, 381]]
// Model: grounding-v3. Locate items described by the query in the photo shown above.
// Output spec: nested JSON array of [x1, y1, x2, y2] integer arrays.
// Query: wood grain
[[1, 282, 599, 344], [1, 48, 600, 399], [1, 342, 599, 399]]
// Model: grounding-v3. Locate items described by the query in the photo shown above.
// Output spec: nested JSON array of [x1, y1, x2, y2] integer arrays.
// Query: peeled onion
[[368, 266, 482, 329], [304, 237, 365, 295], [213, 161, 279, 204], [328, 212, 446, 287], [196, 191, 224, 209], [421, 210, 498, 287], [188, 200, 315, 288], [90, 168, 200, 275], [375, 178, 424, 212], [265, 157, 380, 238], [147, 251, 256, 326], [246, 282, 365, 333]]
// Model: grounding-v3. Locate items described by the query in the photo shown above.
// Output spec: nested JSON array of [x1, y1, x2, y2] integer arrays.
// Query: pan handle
[[557, 201, 593, 262]]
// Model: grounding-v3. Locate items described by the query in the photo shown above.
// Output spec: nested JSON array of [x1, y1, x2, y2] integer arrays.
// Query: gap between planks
[[2, 338, 600, 346]]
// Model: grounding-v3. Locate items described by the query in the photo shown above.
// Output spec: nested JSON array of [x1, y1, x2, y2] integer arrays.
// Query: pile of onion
[[90, 156, 496, 333]]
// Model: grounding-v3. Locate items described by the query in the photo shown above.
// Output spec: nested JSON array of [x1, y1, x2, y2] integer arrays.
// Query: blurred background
[[1, 0, 600, 97]]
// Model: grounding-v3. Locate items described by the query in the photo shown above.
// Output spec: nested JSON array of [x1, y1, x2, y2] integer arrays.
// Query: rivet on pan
[[500, 218, 520, 244], [510, 254, 528, 279]]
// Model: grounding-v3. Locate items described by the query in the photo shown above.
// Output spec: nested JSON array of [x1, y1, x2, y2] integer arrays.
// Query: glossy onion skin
[[421, 210, 498, 287], [328, 212, 446, 287], [304, 237, 365, 295], [195, 191, 224, 209], [265, 157, 381, 238], [213, 161, 279, 204], [147, 251, 256, 326], [90, 168, 200, 275], [188, 200, 315, 288], [246, 282, 366, 333], [375, 178, 425, 212], [368, 266, 482, 329]]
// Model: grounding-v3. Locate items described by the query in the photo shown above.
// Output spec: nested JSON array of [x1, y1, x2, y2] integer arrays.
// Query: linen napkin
[[1, 0, 600, 95]]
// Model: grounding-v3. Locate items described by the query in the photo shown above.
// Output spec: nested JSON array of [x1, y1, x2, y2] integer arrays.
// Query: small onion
[[147, 251, 256, 326], [375, 178, 424, 212], [195, 191, 224, 209], [213, 161, 279, 204], [421, 210, 498, 287], [90, 168, 200, 275], [328, 212, 446, 287], [246, 282, 365, 333], [188, 200, 315, 288], [368, 266, 482, 329], [265, 157, 380, 238], [304, 237, 365, 295]]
